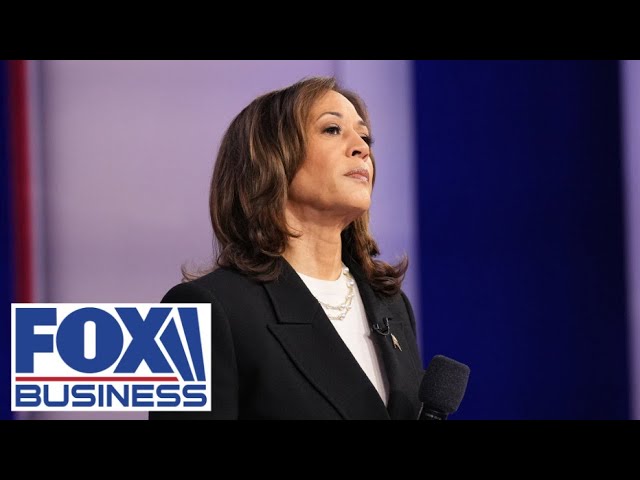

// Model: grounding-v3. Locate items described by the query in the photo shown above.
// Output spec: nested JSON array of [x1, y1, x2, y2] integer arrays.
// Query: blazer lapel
[[344, 255, 422, 421], [264, 258, 390, 420]]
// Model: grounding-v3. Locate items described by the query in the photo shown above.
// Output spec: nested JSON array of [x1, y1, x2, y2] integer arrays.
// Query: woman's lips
[[344, 168, 370, 183], [346, 174, 369, 182]]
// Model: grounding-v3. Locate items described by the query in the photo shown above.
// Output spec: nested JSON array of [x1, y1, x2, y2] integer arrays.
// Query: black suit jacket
[[149, 254, 424, 420]]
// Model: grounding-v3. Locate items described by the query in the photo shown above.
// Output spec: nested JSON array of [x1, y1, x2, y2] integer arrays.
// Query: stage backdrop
[[4, 60, 639, 419]]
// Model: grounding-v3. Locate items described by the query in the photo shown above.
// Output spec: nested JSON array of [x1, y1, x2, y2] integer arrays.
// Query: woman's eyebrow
[[316, 111, 367, 127]]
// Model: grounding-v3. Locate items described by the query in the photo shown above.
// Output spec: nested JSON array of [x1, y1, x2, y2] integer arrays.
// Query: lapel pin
[[391, 333, 402, 351]]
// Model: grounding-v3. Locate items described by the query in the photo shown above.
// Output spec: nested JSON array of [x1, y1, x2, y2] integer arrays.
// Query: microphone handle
[[419, 406, 448, 420]]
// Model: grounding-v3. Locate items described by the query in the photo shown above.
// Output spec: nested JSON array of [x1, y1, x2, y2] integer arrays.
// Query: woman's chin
[[341, 198, 371, 218], [350, 194, 372, 211]]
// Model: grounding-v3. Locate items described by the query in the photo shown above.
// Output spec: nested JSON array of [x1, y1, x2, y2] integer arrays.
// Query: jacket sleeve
[[400, 290, 418, 338], [148, 281, 239, 420]]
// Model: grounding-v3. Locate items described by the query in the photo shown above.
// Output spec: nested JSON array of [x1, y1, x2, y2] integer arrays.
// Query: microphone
[[418, 355, 470, 420], [372, 317, 390, 336]]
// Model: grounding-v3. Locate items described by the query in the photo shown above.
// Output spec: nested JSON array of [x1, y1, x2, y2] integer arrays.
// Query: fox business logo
[[11, 304, 211, 411]]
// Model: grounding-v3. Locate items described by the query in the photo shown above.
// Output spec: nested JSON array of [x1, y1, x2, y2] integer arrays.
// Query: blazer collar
[[263, 254, 419, 420]]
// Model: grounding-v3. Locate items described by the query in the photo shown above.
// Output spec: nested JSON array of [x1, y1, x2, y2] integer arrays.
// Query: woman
[[150, 76, 424, 420]]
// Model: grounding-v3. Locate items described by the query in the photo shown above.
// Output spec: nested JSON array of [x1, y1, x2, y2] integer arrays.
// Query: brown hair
[[187, 76, 407, 296]]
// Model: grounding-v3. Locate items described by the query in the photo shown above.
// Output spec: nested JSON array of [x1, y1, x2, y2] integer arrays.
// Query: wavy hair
[[186, 76, 408, 296]]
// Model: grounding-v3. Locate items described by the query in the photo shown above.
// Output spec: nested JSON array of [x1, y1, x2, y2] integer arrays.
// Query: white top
[[296, 267, 389, 406]]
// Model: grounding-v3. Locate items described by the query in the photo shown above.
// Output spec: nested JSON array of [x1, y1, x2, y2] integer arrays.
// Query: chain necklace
[[316, 265, 356, 321]]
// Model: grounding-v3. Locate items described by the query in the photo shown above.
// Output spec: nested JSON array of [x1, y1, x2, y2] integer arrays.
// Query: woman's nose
[[349, 136, 370, 159]]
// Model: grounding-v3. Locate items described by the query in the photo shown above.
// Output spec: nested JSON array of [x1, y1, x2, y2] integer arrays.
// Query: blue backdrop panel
[[414, 60, 629, 419]]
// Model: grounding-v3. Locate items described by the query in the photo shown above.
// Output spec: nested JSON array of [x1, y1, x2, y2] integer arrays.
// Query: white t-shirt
[[296, 267, 389, 406]]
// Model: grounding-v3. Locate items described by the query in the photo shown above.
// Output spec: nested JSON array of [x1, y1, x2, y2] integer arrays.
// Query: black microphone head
[[419, 355, 470, 415]]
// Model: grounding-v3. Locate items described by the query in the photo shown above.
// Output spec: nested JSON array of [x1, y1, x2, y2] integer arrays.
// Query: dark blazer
[[149, 254, 424, 420]]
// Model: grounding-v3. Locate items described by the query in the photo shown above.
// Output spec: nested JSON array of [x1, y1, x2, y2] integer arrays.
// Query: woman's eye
[[324, 126, 341, 135], [361, 135, 373, 146]]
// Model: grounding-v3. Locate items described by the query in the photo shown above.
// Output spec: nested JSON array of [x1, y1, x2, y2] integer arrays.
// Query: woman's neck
[[283, 235, 343, 280], [283, 207, 347, 280]]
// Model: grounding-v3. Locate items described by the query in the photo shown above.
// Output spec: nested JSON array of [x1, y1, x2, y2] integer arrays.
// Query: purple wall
[[41, 61, 334, 305], [26, 60, 415, 419]]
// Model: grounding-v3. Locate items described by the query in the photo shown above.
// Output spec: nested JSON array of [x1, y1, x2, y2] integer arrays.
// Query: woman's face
[[288, 90, 374, 223]]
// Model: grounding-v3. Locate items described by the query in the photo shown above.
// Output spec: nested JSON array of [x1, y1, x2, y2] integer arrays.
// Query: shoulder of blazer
[[192, 267, 261, 292], [161, 267, 267, 309]]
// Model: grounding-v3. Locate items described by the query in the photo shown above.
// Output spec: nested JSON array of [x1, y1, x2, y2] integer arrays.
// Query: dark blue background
[[415, 60, 629, 419]]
